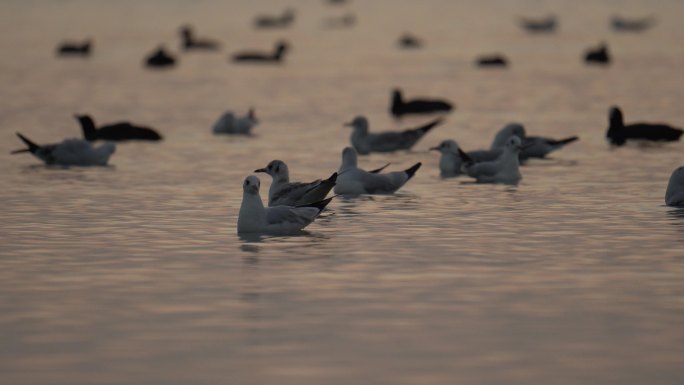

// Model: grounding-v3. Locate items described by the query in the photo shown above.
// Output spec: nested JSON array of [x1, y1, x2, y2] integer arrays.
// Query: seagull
[[237, 175, 332, 234], [458, 136, 523, 185], [390, 89, 453, 117], [11, 133, 115, 166], [57, 39, 92, 56], [345, 115, 443, 155], [584, 42, 610, 65], [255, 160, 337, 206], [430, 140, 464, 178], [518, 15, 557, 33], [75, 114, 162, 141], [476, 54, 508, 67], [611, 15, 656, 32], [180, 25, 220, 50], [213, 108, 258, 135], [607, 106, 683, 146], [666, 166, 684, 207], [145, 46, 176, 68], [254, 9, 295, 29], [497, 123, 578, 160], [334, 147, 421, 194], [232, 41, 289, 63]]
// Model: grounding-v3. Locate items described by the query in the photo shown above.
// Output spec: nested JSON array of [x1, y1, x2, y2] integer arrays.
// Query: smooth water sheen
[[1, 1, 684, 384]]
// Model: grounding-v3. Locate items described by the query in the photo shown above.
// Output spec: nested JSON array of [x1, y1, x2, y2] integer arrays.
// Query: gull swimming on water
[[237, 175, 332, 234], [666, 166, 684, 207], [334, 147, 421, 194], [213, 108, 258, 134], [494, 123, 578, 160], [11, 133, 115, 166], [430, 139, 464, 177], [458, 136, 523, 185], [345, 115, 443, 155], [255, 160, 337, 206]]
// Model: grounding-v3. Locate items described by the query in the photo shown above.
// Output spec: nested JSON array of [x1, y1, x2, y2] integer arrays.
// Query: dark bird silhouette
[[75, 114, 162, 141], [57, 39, 92, 56], [398, 33, 423, 49], [232, 41, 289, 63], [390, 89, 453, 118], [180, 25, 220, 50], [607, 106, 682, 146], [584, 42, 610, 65], [518, 15, 557, 33], [254, 9, 295, 29], [476, 54, 508, 67], [611, 15, 656, 32], [145, 46, 176, 68]]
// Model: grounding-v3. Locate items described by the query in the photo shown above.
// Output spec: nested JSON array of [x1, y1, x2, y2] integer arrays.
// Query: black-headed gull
[[666, 167, 684, 207], [430, 140, 464, 178], [345, 115, 443, 155], [611, 15, 655, 32], [12, 133, 115, 166], [213, 109, 258, 135], [255, 160, 337, 207], [334, 147, 421, 194], [237, 175, 331, 234], [459, 136, 523, 185], [498, 123, 578, 160], [390, 89, 453, 117], [76, 115, 162, 141], [607, 106, 682, 146]]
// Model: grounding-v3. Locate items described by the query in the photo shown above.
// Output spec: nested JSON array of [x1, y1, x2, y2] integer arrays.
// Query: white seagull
[[213, 108, 258, 134], [458, 136, 523, 185], [430, 139, 464, 177], [255, 160, 337, 207], [666, 166, 684, 207], [237, 175, 332, 234], [334, 147, 421, 194], [345, 115, 443, 155], [11, 133, 115, 166]]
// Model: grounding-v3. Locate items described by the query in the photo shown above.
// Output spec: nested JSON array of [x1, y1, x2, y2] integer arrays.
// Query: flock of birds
[[17, 4, 684, 234]]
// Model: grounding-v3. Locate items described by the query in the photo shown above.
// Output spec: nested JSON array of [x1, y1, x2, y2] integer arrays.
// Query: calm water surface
[[1, 1, 684, 384]]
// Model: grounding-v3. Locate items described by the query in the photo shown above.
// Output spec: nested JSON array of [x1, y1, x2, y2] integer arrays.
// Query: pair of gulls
[[238, 148, 421, 234]]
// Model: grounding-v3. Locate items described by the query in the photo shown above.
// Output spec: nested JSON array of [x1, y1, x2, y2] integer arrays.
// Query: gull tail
[[550, 136, 579, 146], [413, 117, 444, 135], [404, 162, 422, 180], [15, 133, 41, 154], [298, 196, 334, 213], [369, 162, 391, 174]]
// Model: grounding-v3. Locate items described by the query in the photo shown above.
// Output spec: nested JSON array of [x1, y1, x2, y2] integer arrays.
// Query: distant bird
[[212, 109, 258, 135], [11, 133, 115, 166], [430, 140, 464, 178], [607, 106, 683, 146], [476, 55, 508, 67], [611, 15, 656, 32], [458, 136, 523, 185], [180, 25, 220, 50], [390, 89, 453, 117], [335, 147, 421, 194], [254, 9, 295, 29], [584, 42, 610, 65], [345, 115, 443, 154], [75, 115, 162, 141], [56, 39, 92, 56], [398, 33, 423, 49], [323, 13, 356, 29], [493, 123, 578, 160], [518, 15, 557, 33], [237, 175, 332, 234], [666, 166, 684, 207], [232, 41, 289, 63], [255, 160, 337, 206], [441, 123, 526, 166], [145, 46, 176, 68], [326, 0, 348, 4]]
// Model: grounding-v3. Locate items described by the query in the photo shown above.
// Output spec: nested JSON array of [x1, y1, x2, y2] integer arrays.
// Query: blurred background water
[[1, 0, 684, 384]]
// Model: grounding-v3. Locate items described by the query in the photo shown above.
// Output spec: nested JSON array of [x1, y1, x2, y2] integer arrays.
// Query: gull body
[[335, 147, 421, 194], [213, 109, 258, 135], [12, 133, 115, 166], [459, 136, 523, 185], [666, 167, 684, 207], [430, 140, 464, 177], [255, 160, 337, 207], [254, 9, 295, 29], [493, 123, 578, 160], [612, 15, 655, 32], [346, 115, 442, 155]]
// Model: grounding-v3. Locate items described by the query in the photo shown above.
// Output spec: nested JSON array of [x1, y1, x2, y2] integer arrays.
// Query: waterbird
[[518, 15, 557, 33], [437, 123, 526, 167], [213, 109, 258, 134], [232, 41, 289, 63], [607, 106, 683, 146], [255, 160, 337, 207], [237, 175, 332, 234], [180, 25, 220, 50], [398, 33, 423, 49], [254, 9, 295, 29], [11, 133, 115, 166], [611, 15, 656, 32], [323, 13, 356, 29], [334, 147, 421, 194], [430, 140, 464, 178], [56, 39, 92, 56], [145, 46, 176, 68], [390, 89, 453, 117], [584, 42, 610, 65], [345, 115, 443, 154], [666, 167, 684, 207], [476, 54, 508, 67], [458, 136, 523, 185], [76, 115, 162, 141], [495, 123, 578, 160]]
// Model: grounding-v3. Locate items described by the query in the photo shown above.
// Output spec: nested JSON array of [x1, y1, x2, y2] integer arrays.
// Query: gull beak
[[429, 146, 440, 151], [254, 168, 267, 173]]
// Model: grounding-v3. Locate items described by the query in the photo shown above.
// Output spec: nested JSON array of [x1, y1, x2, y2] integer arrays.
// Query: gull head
[[344, 116, 369, 133], [505, 136, 523, 153], [430, 139, 459, 154], [492, 122, 526, 149], [243, 175, 261, 195], [255, 159, 288, 180], [341, 147, 358, 168]]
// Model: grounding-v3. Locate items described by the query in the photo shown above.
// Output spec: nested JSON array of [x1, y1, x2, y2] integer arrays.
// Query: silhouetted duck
[[390, 89, 453, 118], [57, 39, 92, 56], [611, 15, 656, 32], [476, 55, 508, 67], [180, 25, 220, 50], [607, 106, 682, 146], [254, 9, 295, 29], [76, 114, 162, 141], [398, 33, 423, 49], [518, 15, 557, 33], [232, 41, 289, 63], [584, 43, 610, 65], [145, 46, 176, 68], [323, 13, 356, 29]]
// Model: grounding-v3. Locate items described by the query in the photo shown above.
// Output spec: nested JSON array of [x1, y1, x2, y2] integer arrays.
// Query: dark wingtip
[[16, 132, 40, 153], [299, 196, 334, 212], [417, 117, 445, 133], [457, 148, 474, 164], [404, 162, 422, 179], [552, 136, 579, 146], [325, 172, 338, 183]]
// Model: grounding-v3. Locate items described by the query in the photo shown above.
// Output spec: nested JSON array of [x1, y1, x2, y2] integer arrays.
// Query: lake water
[[1, 0, 684, 384]]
